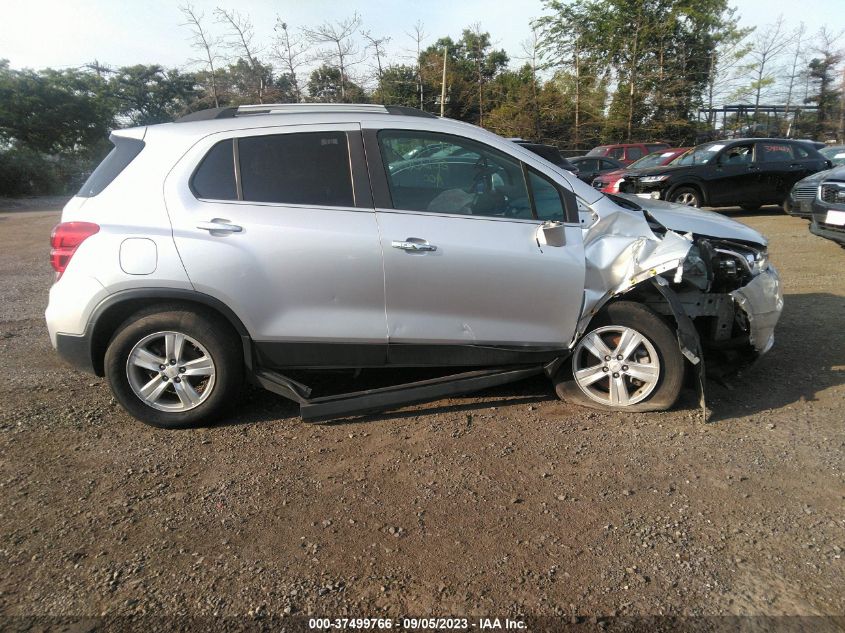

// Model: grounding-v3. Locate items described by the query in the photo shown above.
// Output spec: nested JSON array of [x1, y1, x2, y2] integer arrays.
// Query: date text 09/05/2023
[[308, 617, 527, 630]]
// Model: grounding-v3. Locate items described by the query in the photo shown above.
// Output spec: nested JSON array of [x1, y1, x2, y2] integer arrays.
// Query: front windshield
[[629, 150, 677, 169], [669, 143, 726, 166]]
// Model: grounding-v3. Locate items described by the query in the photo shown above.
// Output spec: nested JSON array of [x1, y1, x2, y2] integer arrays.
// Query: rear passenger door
[[164, 124, 388, 367], [364, 126, 586, 362], [756, 141, 800, 203]]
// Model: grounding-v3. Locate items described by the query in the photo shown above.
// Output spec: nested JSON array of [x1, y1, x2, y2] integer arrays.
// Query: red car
[[592, 147, 690, 193], [586, 142, 671, 165]]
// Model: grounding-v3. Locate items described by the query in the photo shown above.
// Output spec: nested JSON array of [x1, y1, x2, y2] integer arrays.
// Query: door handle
[[196, 219, 242, 233], [391, 239, 437, 252]]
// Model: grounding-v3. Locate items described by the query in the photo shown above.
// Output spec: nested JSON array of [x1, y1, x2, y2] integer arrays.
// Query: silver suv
[[46, 104, 783, 428]]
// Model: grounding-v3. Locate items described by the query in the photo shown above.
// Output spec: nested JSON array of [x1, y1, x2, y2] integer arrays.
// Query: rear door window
[[238, 132, 354, 207], [758, 142, 795, 163], [626, 147, 644, 161]]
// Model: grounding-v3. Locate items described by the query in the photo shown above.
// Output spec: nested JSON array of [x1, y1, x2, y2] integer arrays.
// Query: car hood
[[627, 164, 693, 177], [796, 165, 845, 187], [619, 194, 767, 246]]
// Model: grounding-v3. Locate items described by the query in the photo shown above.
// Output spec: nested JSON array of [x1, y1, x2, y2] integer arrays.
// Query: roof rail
[[237, 103, 388, 115], [176, 103, 438, 123]]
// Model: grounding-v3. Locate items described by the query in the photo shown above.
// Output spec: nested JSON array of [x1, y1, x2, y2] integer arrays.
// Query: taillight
[[50, 222, 100, 279]]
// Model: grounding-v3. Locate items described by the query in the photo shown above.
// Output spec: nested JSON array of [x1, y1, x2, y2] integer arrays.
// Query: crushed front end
[[579, 195, 784, 380]]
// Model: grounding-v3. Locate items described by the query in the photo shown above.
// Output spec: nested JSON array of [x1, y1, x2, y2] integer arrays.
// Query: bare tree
[[782, 22, 807, 116], [215, 7, 265, 103], [747, 15, 794, 114], [303, 13, 364, 102], [362, 30, 390, 103], [405, 21, 427, 110], [519, 27, 542, 138], [179, 3, 222, 107], [272, 18, 309, 103]]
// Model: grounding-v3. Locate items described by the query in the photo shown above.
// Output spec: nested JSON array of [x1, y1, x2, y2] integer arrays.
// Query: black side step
[[254, 369, 312, 403], [254, 366, 546, 422]]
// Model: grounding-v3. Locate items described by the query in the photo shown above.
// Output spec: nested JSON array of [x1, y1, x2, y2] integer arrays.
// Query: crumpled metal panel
[[729, 266, 784, 353], [577, 200, 693, 333]]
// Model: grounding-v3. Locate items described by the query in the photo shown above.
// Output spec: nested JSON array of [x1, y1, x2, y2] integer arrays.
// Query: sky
[[1, 0, 843, 74]]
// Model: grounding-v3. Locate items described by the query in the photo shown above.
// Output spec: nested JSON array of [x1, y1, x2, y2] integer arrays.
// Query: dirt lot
[[0, 201, 843, 630]]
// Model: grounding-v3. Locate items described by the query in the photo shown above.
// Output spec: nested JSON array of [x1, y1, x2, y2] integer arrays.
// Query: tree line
[[1, 0, 843, 196]]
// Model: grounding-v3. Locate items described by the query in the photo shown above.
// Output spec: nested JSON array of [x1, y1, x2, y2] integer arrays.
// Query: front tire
[[554, 301, 684, 412], [670, 186, 702, 208], [105, 307, 243, 428]]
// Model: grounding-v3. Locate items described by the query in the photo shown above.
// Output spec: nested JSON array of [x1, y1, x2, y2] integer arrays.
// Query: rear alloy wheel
[[105, 308, 243, 428], [670, 186, 702, 208], [126, 331, 216, 413], [554, 301, 684, 412]]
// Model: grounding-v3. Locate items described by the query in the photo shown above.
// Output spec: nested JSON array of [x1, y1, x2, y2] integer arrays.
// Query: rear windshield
[[77, 135, 145, 197], [586, 146, 608, 156]]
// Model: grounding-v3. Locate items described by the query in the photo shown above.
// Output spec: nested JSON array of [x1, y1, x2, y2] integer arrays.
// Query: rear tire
[[669, 186, 702, 208], [105, 307, 243, 428], [554, 301, 684, 412]]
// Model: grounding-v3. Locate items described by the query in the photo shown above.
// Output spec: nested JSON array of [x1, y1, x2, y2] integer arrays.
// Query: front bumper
[[784, 194, 813, 218], [809, 197, 845, 245], [729, 266, 783, 355], [810, 216, 845, 245]]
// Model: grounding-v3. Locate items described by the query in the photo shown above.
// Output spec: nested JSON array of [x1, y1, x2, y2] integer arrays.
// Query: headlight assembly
[[639, 175, 670, 183]]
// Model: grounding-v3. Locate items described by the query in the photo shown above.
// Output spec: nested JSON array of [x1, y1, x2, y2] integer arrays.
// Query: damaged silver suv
[[45, 104, 783, 428]]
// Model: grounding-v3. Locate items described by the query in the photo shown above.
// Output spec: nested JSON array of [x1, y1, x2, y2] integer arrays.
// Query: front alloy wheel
[[554, 301, 685, 412], [572, 325, 660, 406]]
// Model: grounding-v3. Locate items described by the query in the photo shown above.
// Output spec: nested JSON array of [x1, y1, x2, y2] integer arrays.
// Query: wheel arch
[[87, 288, 252, 376]]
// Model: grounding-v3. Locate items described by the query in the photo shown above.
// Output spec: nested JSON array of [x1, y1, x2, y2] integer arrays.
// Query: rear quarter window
[[191, 140, 237, 200], [77, 135, 145, 198]]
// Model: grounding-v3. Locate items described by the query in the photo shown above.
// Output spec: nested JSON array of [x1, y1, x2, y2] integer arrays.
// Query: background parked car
[[784, 168, 833, 218], [586, 142, 671, 165], [592, 147, 689, 193], [569, 156, 624, 183], [513, 140, 580, 176], [820, 145, 845, 167], [809, 166, 845, 246], [618, 138, 831, 209]]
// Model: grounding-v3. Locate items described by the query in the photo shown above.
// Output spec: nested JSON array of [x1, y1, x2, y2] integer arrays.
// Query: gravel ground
[[0, 202, 843, 630]]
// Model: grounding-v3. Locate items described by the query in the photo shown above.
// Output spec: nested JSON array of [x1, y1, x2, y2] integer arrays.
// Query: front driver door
[[709, 142, 759, 205], [364, 127, 586, 364]]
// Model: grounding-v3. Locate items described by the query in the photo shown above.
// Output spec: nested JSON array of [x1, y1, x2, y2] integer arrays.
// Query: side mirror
[[537, 221, 566, 247]]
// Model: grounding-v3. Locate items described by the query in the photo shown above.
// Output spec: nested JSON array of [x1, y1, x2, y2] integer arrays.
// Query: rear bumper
[[55, 332, 97, 374]]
